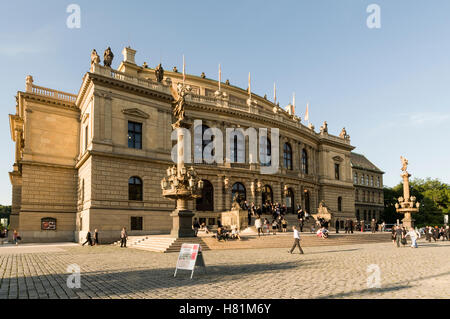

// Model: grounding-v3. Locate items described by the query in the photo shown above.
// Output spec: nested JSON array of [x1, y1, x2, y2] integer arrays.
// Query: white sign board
[[174, 243, 205, 279]]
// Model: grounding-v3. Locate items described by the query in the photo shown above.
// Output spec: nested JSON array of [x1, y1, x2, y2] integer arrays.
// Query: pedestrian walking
[[391, 226, 397, 245], [395, 226, 403, 248], [193, 218, 200, 237], [82, 230, 93, 246], [93, 229, 99, 245], [281, 218, 287, 233], [255, 216, 263, 237], [406, 228, 419, 248], [288, 226, 304, 254], [432, 226, 439, 242], [335, 219, 340, 233], [371, 219, 376, 233], [271, 219, 278, 235], [12, 230, 21, 245], [298, 218, 304, 232], [120, 227, 128, 247]]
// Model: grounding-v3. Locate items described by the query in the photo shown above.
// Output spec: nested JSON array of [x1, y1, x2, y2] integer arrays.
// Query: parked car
[[384, 224, 396, 231]]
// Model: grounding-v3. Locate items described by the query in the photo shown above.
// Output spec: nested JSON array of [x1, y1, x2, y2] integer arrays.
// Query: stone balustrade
[[28, 84, 77, 103]]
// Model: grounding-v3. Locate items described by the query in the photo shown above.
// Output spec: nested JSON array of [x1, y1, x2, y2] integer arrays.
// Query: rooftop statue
[[339, 127, 349, 139], [155, 63, 164, 82], [103, 47, 114, 67], [320, 121, 328, 134], [90, 49, 100, 65]]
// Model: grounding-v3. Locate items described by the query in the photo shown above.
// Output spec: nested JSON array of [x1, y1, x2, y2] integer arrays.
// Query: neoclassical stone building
[[9, 47, 364, 243], [350, 152, 384, 224]]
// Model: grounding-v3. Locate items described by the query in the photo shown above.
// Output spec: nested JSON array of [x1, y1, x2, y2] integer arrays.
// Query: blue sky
[[0, 0, 449, 204]]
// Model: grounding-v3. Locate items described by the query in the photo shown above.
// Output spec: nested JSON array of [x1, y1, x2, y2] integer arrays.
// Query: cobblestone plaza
[[1, 239, 449, 299]]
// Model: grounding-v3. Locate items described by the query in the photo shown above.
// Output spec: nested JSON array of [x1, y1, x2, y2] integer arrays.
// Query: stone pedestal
[[169, 209, 195, 238], [221, 209, 248, 230], [401, 212, 415, 230]]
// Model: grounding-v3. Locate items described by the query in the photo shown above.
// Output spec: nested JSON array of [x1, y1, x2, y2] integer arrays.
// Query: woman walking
[[120, 227, 128, 248], [13, 230, 20, 246], [391, 226, 397, 245]]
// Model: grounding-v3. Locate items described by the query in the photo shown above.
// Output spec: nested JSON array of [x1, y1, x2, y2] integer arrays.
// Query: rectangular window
[[84, 125, 89, 151], [130, 216, 143, 231], [128, 121, 142, 149], [334, 163, 340, 180]]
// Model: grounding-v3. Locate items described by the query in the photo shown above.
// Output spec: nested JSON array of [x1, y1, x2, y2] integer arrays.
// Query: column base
[[169, 209, 195, 238]]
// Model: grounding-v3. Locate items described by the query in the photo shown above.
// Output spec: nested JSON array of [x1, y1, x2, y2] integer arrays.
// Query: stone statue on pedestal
[[400, 156, 408, 172], [90, 49, 100, 66], [170, 83, 191, 129], [155, 63, 164, 82], [103, 47, 114, 67]]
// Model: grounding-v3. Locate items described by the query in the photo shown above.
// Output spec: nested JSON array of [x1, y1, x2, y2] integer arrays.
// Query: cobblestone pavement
[[0, 239, 449, 299]]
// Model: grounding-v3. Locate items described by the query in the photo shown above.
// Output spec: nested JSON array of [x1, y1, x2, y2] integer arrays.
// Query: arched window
[[338, 196, 342, 212], [301, 149, 308, 174], [304, 190, 310, 214], [262, 185, 273, 205], [285, 188, 294, 214], [231, 182, 246, 203], [283, 143, 292, 170], [129, 176, 143, 201], [196, 180, 214, 211], [259, 137, 271, 166]]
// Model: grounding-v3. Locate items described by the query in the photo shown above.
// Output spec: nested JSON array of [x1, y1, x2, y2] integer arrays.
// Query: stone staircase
[[200, 231, 390, 250], [118, 231, 391, 253], [115, 235, 210, 253]]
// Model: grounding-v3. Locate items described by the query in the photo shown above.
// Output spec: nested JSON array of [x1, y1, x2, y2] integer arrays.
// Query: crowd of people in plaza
[[390, 224, 450, 248], [423, 225, 450, 242]]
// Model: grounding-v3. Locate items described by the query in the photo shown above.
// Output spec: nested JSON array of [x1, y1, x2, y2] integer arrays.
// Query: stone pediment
[[122, 108, 149, 119], [332, 156, 343, 162]]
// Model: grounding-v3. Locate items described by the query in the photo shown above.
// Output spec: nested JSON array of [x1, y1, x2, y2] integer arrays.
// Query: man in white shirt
[[255, 217, 263, 237], [289, 226, 304, 254]]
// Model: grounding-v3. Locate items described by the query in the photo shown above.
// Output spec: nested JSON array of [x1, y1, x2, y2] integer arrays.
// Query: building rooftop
[[350, 152, 384, 174]]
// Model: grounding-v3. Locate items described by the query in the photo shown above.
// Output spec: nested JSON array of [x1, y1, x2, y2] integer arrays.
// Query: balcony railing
[[28, 84, 77, 103]]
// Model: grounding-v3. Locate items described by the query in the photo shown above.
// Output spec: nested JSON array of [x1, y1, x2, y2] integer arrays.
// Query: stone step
[[123, 231, 390, 253], [127, 236, 211, 253]]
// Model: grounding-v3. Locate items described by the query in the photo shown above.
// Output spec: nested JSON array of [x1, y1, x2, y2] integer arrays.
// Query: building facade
[[350, 152, 384, 225], [9, 47, 361, 243]]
